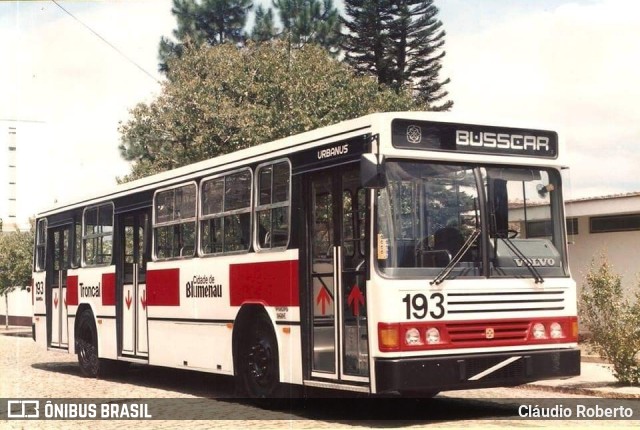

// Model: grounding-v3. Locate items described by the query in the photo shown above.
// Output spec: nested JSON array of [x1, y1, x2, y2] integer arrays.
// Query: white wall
[[0, 287, 32, 319], [566, 194, 640, 299], [567, 216, 640, 299]]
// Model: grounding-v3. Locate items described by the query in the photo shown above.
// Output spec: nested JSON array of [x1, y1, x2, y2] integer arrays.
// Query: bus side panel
[[149, 322, 233, 372], [275, 322, 303, 385], [71, 266, 118, 360]]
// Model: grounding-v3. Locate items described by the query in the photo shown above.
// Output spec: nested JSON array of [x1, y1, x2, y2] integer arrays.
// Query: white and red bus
[[32, 112, 579, 397]]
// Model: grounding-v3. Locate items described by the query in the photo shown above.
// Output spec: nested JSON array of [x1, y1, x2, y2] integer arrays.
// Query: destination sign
[[391, 119, 558, 159]]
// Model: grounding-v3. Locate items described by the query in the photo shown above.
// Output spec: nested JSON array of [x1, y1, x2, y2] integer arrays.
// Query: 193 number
[[402, 293, 445, 320]]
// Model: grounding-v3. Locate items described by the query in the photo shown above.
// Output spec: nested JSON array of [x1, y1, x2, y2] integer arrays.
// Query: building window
[[154, 183, 197, 259], [35, 218, 47, 271], [255, 160, 290, 250], [83, 203, 114, 266], [200, 169, 252, 255], [526, 220, 553, 238], [590, 213, 640, 233], [566, 217, 578, 235]]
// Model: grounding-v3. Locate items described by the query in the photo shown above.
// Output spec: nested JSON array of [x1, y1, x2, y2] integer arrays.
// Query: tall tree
[[272, 0, 342, 54], [158, 0, 252, 73], [251, 5, 277, 42], [0, 228, 34, 329], [119, 41, 420, 181], [341, 0, 393, 85], [342, 0, 452, 110], [387, 0, 452, 110]]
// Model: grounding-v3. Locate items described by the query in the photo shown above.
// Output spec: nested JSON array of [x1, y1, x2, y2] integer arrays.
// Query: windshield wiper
[[496, 234, 544, 284], [431, 229, 481, 286]]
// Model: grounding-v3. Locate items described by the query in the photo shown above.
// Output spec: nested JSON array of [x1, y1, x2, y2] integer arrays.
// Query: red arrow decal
[[140, 290, 147, 310], [347, 285, 365, 317], [54, 293, 58, 309], [316, 287, 331, 315], [125, 290, 132, 310]]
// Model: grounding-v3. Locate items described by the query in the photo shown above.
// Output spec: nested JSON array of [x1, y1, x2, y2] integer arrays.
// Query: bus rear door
[[47, 224, 71, 349], [118, 209, 151, 359]]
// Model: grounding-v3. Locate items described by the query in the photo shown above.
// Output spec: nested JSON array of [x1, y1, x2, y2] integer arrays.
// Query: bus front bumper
[[375, 348, 580, 394]]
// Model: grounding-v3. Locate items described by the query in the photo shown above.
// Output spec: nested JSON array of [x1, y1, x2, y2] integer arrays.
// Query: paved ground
[[1, 326, 639, 429]]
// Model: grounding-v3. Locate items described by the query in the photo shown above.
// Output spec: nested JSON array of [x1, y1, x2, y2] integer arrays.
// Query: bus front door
[[118, 210, 150, 359], [48, 225, 71, 349], [307, 166, 369, 383]]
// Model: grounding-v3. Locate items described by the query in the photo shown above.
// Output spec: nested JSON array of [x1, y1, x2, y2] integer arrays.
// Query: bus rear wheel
[[76, 309, 101, 378], [239, 313, 281, 398]]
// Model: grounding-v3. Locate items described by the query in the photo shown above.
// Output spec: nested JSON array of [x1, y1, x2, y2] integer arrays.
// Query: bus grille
[[446, 320, 530, 345]]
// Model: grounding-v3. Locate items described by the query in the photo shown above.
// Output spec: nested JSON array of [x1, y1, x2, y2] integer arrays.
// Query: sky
[[0, 0, 639, 228]]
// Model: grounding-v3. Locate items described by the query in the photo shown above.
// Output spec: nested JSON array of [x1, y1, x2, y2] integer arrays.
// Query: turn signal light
[[378, 323, 400, 351]]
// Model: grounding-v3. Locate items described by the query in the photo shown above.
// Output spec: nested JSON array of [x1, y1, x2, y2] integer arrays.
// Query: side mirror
[[360, 154, 387, 189]]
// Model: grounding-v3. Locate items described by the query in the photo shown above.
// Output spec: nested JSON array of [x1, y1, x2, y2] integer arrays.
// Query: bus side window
[[255, 160, 290, 251], [153, 183, 197, 260]]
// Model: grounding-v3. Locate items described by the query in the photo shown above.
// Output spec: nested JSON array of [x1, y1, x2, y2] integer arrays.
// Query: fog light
[[405, 328, 422, 345], [532, 322, 547, 339], [550, 322, 564, 338], [425, 327, 441, 344]]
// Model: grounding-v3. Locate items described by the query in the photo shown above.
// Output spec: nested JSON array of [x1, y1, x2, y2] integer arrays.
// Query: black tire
[[76, 309, 101, 377], [238, 312, 281, 398]]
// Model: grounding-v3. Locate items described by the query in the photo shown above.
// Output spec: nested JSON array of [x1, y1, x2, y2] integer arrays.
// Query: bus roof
[[37, 111, 565, 217]]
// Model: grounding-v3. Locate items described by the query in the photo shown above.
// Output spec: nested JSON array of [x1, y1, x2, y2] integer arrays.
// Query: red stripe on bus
[[147, 268, 181, 306], [101, 273, 116, 306], [229, 260, 299, 307], [66, 275, 79, 306]]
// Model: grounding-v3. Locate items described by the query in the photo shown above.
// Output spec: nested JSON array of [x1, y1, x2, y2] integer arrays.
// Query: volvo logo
[[485, 328, 495, 339]]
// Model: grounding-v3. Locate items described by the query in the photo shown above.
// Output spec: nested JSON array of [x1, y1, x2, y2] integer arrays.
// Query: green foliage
[[272, 0, 342, 54], [251, 5, 277, 42], [119, 41, 420, 182], [159, 0, 253, 73], [581, 257, 640, 384], [0, 229, 34, 296]]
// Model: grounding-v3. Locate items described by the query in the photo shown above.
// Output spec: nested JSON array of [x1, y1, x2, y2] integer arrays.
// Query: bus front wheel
[[239, 312, 281, 398]]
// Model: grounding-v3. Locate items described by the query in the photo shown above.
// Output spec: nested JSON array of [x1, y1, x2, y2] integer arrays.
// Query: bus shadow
[[31, 361, 519, 424], [237, 396, 518, 425]]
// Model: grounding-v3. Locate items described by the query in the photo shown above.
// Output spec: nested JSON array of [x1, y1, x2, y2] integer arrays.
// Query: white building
[[565, 192, 640, 298]]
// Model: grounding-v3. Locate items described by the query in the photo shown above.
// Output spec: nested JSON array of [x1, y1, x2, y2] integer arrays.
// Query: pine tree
[[251, 5, 277, 42], [388, 0, 452, 110], [158, 0, 252, 73], [341, 0, 393, 85], [342, 0, 452, 110], [272, 0, 341, 53]]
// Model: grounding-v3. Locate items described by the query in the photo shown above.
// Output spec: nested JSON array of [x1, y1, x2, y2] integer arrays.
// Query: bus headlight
[[550, 322, 564, 339], [405, 328, 422, 345], [532, 322, 547, 339], [425, 327, 441, 344]]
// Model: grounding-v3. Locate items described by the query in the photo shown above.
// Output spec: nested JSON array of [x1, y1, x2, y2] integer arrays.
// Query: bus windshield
[[376, 161, 567, 280]]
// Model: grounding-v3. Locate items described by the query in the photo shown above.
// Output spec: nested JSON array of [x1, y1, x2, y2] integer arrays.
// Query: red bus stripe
[[66, 275, 79, 306], [101, 273, 116, 306], [230, 260, 299, 307], [147, 268, 181, 306]]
